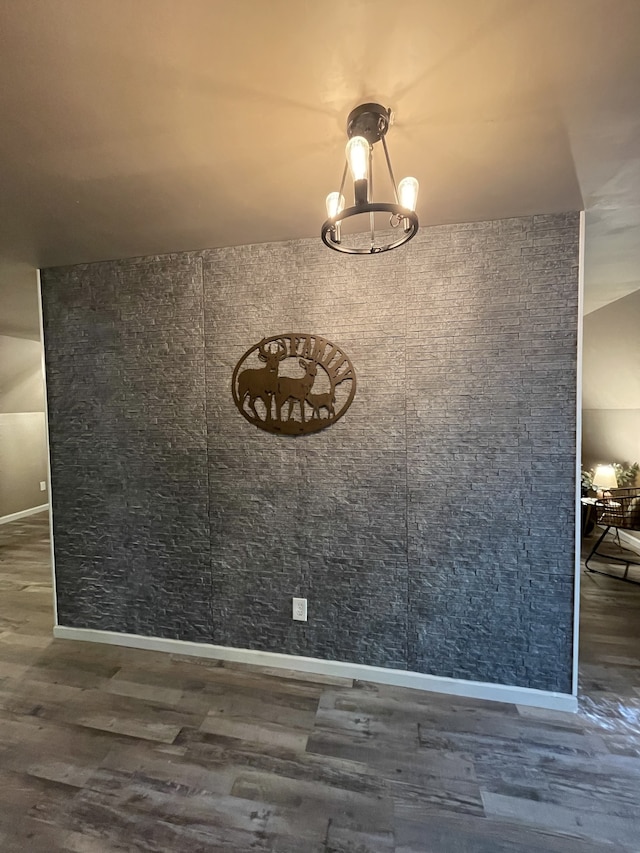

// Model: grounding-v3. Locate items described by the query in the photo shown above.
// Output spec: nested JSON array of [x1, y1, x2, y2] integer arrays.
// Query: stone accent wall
[[41, 212, 580, 693], [42, 255, 212, 639]]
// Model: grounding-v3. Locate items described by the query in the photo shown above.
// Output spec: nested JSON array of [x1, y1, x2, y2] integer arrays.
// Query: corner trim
[[0, 504, 49, 526], [572, 209, 586, 698], [53, 626, 578, 713], [37, 267, 59, 626]]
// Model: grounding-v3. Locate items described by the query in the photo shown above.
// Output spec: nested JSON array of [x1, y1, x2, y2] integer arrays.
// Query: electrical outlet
[[39, 481, 47, 492], [292, 597, 307, 621]]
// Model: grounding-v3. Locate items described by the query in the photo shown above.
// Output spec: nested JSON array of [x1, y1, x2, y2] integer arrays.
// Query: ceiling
[[1, 0, 639, 337]]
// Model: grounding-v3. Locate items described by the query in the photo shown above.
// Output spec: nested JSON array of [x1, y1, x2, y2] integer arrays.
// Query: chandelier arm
[[369, 147, 375, 248], [337, 161, 348, 201], [381, 135, 400, 204]]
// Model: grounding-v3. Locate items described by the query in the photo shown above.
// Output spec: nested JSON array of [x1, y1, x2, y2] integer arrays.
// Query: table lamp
[[593, 464, 618, 496]]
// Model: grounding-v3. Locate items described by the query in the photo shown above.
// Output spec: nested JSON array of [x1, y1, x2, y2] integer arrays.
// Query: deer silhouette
[[275, 359, 317, 423], [306, 387, 335, 419], [237, 338, 287, 421]]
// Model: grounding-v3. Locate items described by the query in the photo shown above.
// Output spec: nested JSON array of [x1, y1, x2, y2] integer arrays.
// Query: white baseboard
[[53, 626, 577, 713], [0, 504, 49, 525], [618, 530, 640, 556]]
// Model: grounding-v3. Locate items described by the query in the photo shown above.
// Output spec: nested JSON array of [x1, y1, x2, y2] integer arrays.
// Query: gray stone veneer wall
[[41, 212, 580, 693]]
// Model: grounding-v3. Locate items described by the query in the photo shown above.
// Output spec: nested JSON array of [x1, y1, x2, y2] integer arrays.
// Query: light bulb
[[346, 136, 369, 181], [325, 192, 345, 219], [398, 177, 419, 211]]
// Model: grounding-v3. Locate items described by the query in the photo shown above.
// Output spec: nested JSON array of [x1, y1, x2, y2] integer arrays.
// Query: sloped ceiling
[[1, 0, 639, 333]]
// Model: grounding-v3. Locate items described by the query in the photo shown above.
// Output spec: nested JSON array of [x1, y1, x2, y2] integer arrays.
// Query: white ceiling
[[1, 0, 639, 335]]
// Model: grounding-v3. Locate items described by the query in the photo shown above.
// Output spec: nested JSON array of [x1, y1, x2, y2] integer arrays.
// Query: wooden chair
[[585, 487, 640, 583]]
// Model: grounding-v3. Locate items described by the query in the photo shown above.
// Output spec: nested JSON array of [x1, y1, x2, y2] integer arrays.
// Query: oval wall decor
[[232, 333, 356, 435]]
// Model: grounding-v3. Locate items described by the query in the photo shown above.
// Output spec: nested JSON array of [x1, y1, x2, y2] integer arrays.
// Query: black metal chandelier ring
[[321, 203, 419, 255]]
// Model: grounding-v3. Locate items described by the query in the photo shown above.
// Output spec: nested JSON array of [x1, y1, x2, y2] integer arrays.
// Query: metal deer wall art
[[232, 333, 356, 435]]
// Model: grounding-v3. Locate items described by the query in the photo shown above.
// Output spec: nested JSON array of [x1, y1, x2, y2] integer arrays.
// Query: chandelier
[[321, 102, 419, 255]]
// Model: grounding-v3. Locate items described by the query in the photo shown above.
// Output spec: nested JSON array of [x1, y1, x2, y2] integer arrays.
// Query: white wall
[[582, 288, 640, 474], [0, 266, 49, 519]]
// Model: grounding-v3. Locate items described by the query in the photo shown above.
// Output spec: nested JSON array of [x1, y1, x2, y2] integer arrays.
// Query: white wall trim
[[37, 268, 59, 626], [572, 210, 586, 698], [0, 503, 49, 525], [53, 626, 578, 713]]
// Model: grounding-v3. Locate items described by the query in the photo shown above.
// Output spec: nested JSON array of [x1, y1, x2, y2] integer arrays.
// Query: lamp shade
[[593, 464, 618, 491]]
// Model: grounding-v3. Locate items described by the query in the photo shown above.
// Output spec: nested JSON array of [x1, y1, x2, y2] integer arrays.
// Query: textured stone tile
[[405, 213, 579, 692], [202, 239, 409, 667], [41, 255, 212, 642], [42, 213, 579, 693]]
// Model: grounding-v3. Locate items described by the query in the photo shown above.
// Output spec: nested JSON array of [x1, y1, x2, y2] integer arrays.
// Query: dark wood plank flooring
[[0, 513, 639, 852]]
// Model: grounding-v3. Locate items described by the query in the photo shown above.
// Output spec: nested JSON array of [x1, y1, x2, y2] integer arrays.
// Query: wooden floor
[[1, 514, 639, 852]]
